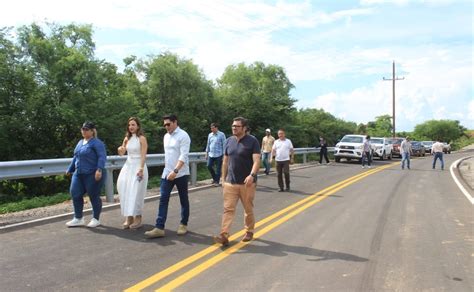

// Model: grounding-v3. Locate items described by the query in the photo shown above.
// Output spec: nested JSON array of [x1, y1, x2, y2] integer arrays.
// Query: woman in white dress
[[117, 117, 148, 229]]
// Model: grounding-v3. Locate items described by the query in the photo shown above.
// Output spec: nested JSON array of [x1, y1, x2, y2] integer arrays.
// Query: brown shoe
[[130, 215, 142, 229], [122, 216, 134, 229], [213, 233, 229, 246], [242, 232, 253, 242]]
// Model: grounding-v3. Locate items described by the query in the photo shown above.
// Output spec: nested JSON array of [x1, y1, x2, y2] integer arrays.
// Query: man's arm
[[221, 154, 229, 183], [244, 153, 261, 187]]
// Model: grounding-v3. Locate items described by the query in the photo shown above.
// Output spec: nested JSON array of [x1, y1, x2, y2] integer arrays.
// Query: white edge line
[[449, 157, 474, 205], [0, 163, 317, 230]]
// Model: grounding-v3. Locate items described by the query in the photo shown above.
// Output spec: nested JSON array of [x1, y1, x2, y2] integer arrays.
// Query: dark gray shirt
[[225, 135, 260, 184]]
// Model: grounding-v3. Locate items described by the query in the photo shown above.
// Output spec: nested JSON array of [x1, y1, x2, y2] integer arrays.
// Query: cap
[[265, 128, 271, 132], [82, 121, 96, 130]]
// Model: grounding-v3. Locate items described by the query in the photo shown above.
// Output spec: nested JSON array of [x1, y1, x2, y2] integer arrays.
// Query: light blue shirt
[[162, 127, 191, 179], [206, 130, 226, 158]]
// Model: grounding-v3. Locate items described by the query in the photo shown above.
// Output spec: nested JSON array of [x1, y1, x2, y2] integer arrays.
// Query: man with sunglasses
[[213, 117, 261, 246], [145, 114, 191, 238]]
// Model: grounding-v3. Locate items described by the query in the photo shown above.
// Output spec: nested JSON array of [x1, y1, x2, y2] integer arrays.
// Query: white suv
[[334, 134, 367, 162], [370, 137, 393, 160]]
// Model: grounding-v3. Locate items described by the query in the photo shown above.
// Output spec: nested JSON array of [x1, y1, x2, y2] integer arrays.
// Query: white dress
[[117, 134, 148, 216]]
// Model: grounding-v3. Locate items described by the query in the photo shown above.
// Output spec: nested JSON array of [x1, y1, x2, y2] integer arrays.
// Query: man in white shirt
[[431, 139, 444, 170], [400, 136, 413, 170], [145, 114, 191, 238], [270, 129, 294, 192]]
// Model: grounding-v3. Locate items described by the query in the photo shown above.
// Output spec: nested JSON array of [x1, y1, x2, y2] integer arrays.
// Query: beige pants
[[220, 182, 256, 235]]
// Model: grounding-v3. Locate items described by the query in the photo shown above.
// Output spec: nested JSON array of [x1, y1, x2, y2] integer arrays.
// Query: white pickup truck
[[369, 137, 393, 160], [334, 134, 367, 162]]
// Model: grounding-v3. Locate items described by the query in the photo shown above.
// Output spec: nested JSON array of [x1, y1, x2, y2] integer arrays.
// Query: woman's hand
[[95, 169, 102, 181], [118, 146, 126, 156]]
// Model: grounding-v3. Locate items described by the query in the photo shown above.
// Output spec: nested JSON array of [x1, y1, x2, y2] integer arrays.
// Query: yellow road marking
[[155, 163, 395, 291], [125, 163, 395, 291]]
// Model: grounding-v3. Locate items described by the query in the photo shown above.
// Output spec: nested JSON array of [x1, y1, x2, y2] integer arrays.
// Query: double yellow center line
[[126, 163, 396, 291]]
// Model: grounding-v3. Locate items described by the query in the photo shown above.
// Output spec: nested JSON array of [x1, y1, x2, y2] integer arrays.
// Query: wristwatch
[[173, 168, 179, 174]]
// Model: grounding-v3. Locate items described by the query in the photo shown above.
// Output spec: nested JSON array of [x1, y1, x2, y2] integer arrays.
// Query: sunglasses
[[163, 123, 171, 127], [231, 125, 243, 128], [81, 127, 91, 131]]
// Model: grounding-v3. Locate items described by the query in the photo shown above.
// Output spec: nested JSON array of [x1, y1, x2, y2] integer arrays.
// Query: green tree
[[216, 62, 296, 138], [135, 52, 218, 151], [366, 114, 393, 137], [413, 119, 466, 142]]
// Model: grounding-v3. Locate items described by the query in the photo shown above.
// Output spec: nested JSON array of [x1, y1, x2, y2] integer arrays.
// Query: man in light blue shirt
[[205, 123, 226, 186], [145, 114, 191, 238]]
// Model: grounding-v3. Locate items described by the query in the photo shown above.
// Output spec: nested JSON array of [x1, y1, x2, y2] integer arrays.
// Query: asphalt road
[[1, 151, 473, 291]]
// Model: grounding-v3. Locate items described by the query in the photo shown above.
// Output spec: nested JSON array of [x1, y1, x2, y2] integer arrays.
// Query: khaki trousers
[[220, 182, 256, 235]]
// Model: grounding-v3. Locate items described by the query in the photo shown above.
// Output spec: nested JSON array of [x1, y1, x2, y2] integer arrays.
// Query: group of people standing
[[64, 115, 296, 246], [399, 137, 445, 170]]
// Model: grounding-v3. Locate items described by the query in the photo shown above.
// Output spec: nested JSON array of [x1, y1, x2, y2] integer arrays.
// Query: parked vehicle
[[369, 137, 393, 160], [421, 141, 434, 154], [334, 134, 368, 163], [387, 137, 404, 158], [411, 141, 426, 157], [442, 142, 451, 154]]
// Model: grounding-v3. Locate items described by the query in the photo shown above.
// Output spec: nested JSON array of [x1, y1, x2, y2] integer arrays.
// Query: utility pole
[[383, 61, 404, 138]]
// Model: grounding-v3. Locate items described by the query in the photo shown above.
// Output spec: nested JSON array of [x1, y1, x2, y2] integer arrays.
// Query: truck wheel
[[381, 151, 386, 160], [388, 152, 392, 160], [335, 157, 341, 163]]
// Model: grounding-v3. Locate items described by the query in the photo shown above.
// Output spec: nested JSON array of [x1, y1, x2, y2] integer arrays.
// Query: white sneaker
[[87, 218, 101, 228], [66, 217, 84, 227], [362, 166, 365, 169], [368, 166, 372, 169]]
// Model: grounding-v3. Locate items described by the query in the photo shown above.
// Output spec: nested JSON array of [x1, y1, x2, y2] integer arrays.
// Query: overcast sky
[[2, 0, 472, 131]]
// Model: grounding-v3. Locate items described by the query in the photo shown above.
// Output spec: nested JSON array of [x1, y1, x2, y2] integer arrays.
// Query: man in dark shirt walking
[[213, 117, 261, 246]]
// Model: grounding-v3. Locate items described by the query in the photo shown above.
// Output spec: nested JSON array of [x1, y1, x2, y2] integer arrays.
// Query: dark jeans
[[276, 160, 290, 190], [432, 152, 444, 170], [262, 152, 271, 174], [70, 171, 106, 219], [207, 155, 223, 183], [362, 151, 372, 166], [319, 148, 329, 163], [155, 175, 189, 230]]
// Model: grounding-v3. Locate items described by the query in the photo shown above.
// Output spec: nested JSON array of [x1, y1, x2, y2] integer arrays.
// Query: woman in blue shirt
[[66, 121, 107, 228]]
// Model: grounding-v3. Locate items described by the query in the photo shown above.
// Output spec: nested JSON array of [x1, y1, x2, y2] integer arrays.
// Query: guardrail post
[[303, 153, 307, 164], [105, 169, 114, 202], [190, 162, 197, 185]]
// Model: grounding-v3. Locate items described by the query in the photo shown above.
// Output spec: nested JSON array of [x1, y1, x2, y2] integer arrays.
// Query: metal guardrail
[[0, 147, 332, 202]]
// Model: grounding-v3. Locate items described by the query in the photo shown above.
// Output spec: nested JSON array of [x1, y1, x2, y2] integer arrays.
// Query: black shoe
[[278, 189, 284, 192], [286, 187, 290, 191]]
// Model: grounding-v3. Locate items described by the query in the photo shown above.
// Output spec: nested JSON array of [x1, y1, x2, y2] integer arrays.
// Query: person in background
[[318, 137, 330, 165], [362, 135, 372, 169], [431, 139, 444, 170], [66, 121, 107, 228], [205, 123, 226, 186], [213, 117, 261, 246], [400, 136, 412, 170], [261, 129, 275, 175], [270, 129, 294, 192], [145, 114, 191, 238], [117, 117, 148, 229]]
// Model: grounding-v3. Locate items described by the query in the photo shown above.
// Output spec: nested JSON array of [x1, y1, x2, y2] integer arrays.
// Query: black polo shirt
[[225, 134, 260, 184]]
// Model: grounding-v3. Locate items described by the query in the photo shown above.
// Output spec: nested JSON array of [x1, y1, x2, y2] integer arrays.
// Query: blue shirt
[[67, 138, 107, 174], [206, 130, 226, 158]]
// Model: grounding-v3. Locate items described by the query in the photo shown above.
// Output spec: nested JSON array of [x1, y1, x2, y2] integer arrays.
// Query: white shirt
[[431, 141, 444, 153], [272, 138, 294, 161], [162, 127, 191, 179], [400, 140, 412, 153]]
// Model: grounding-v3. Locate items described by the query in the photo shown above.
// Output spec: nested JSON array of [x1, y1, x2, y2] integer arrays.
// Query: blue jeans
[[155, 175, 189, 230], [70, 171, 106, 219], [362, 151, 372, 166], [432, 152, 444, 170], [262, 152, 271, 174], [401, 152, 410, 169], [207, 156, 223, 183]]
